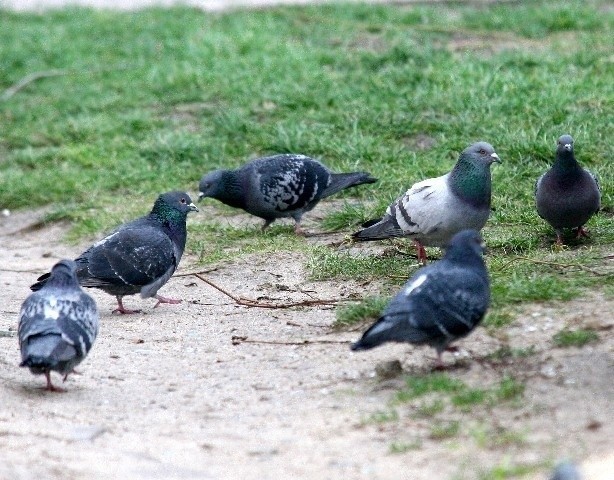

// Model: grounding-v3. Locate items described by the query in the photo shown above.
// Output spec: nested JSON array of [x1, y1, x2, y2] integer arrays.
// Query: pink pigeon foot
[[154, 295, 182, 308], [43, 372, 66, 393], [112, 296, 140, 315]]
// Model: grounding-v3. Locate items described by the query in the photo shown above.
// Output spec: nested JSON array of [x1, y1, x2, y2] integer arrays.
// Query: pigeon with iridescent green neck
[[535, 134, 600, 245], [352, 142, 500, 263], [31, 192, 198, 314]]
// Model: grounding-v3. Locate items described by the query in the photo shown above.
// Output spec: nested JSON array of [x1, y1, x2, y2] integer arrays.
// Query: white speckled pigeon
[[19, 259, 99, 392], [535, 135, 600, 245], [198, 154, 377, 235], [351, 229, 490, 368], [352, 142, 500, 264], [31, 191, 198, 314]]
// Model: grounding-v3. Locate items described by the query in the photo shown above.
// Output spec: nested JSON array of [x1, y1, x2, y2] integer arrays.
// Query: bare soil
[[0, 207, 612, 480]]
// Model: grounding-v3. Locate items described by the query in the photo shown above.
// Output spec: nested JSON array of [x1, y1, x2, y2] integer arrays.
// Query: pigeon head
[[151, 191, 198, 222], [449, 141, 500, 207], [556, 134, 574, 154], [45, 259, 80, 288], [463, 141, 501, 166], [446, 229, 486, 256], [198, 170, 226, 202]]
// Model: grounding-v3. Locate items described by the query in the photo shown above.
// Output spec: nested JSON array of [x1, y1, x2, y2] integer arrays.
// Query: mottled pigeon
[[351, 229, 490, 368], [198, 154, 377, 235], [19, 259, 99, 392], [31, 191, 198, 314], [535, 135, 600, 245], [352, 142, 500, 263]]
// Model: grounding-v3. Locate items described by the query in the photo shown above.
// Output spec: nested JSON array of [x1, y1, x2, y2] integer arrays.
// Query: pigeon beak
[[198, 192, 205, 203], [189, 202, 199, 212], [564, 143, 572, 151], [490, 152, 501, 163]]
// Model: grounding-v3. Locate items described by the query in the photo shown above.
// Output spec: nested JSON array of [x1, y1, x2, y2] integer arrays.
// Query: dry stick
[[231, 336, 350, 346], [1, 64, 136, 101], [496, 256, 606, 276], [193, 273, 348, 309], [174, 268, 219, 277]]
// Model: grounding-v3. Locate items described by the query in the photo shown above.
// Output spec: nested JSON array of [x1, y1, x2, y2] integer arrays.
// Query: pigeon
[[19, 259, 99, 392], [351, 229, 490, 368], [535, 135, 601, 245], [198, 154, 377, 235], [352, 142, 500, 263], [550, 461, 581, 480], [31, 191, 198, 314]]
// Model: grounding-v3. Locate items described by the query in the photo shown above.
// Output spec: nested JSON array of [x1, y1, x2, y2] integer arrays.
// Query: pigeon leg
[[293, 222, 307, 236], [261, 219, 274, 232], [43, 372, 66, 393], [112, 296, 140, 315], [63, 369, 81, 382], [433, 351, 446, 371], [154, 295, 182, 308], [414, 240, 428, 265], [575, 227, 589, 238]]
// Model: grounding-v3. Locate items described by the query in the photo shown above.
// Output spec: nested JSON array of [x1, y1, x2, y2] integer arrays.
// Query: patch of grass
[[414, 399, 445, 418], [1, 1, 612, 316], [334, 296, 388, 328], [429, 420, 460, 440], [478, 461, 544, 479], [553, 328, 599, 348], [471, 425, 527, 449], [395, 373, 465, 403], [389, 439, 422, 453], [362, 409, 399, 425], [485, 345, 537, 362]]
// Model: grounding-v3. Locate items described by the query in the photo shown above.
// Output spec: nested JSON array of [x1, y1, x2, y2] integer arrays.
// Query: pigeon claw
[[414, 240, 428, 265], [43, 372, 66, 393], [113, 296, 140, 314]]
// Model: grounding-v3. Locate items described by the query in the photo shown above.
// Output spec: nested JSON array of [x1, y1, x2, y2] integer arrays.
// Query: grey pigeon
[[550, 461, 581, 480], [19, 259, 99, 392], [535, 135, 600, 245], [31, 191, 198, 314], [198, 154, 377, 235], [352, 142, 500, 263], [351, 229, 490, 368]]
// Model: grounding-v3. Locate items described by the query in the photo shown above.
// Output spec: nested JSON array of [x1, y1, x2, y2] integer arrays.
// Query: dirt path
[[1, 208, 612, 479]]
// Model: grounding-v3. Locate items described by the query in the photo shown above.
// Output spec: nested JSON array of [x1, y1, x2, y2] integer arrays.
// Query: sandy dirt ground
[[0, 206, 612, 480]]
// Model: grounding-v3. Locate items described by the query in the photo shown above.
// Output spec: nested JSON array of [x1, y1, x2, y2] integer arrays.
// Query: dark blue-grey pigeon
[[19, 259, 99, 392], [550, 461, 581, 480], [352, 142, 500, 264], [31, 191, 198, 314], [351, 229, 490, 368], [198, 154, 377, 235], [535, 135, 601, 245]]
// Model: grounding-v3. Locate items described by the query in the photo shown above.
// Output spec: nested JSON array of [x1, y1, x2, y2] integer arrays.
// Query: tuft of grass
[[485, 345, 537, 362], [429, 420, 460, 440], [414, 399, 445, 418], [395, 373, 465, 403], [389, 439, 422, 454], [552, 328, 599, 348], [334, 296, 389, 328], [362, 409, 399, 425], [478, 461, 544, 479]]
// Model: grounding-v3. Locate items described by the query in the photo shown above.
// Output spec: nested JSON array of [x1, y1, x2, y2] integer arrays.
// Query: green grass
[[552, 328, 599, 347], [333, 295, 389, 327], [1, 1, 612, 321]]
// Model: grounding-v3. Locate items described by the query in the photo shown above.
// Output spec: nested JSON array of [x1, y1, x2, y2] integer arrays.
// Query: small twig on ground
[[1, 69, 69, 101], [1, 64, 136, 101], [0, 268, 43, 274], [193, 273, 350, 309], [495, 256, 607, 276], [174, 267, 218, 277], [231, 335, 350, 346]]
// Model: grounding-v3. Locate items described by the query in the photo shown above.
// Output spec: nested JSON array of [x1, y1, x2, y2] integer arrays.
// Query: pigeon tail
[[30, 272, 50, 292], [321, 172, 377, 198], [351, 316, 422, 351], [352, 216, 404, 241], [20, 335, 77, 370]]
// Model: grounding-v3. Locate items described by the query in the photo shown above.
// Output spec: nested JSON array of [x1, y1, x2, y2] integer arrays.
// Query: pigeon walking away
[[352, 142, 500, 263], [351, 229, 490, 368], [31, 191, 198, 314], [19, 260, 99, 392], [198, 154, 377, 235], [535, 135, 601, 245]]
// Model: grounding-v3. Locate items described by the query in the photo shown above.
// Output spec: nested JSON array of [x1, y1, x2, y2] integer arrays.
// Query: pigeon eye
[[180, 198, 187, 204], [479, 149, 486, 155]]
